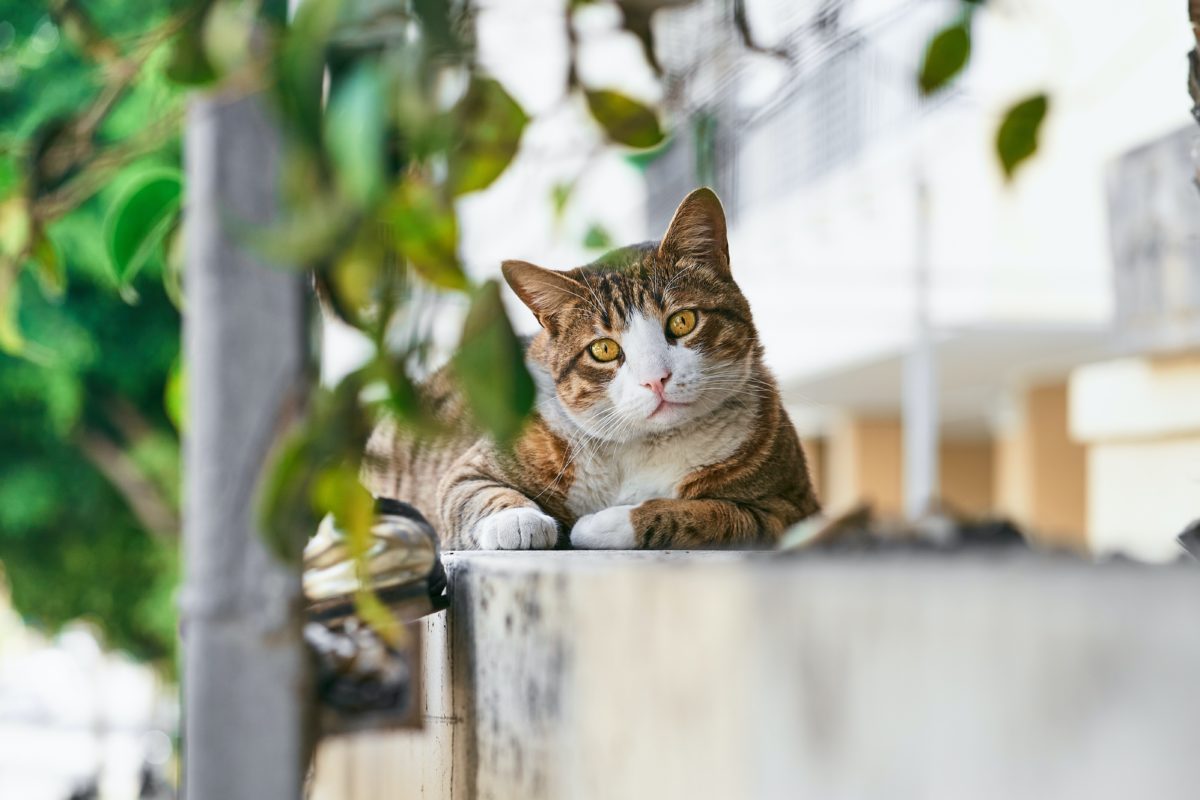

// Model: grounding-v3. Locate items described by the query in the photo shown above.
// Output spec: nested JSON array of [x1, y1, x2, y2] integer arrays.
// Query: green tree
[[1, 0, 184, 668]]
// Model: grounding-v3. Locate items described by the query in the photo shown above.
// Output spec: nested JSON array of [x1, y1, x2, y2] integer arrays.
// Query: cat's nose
[[641, 371, 672, 397]]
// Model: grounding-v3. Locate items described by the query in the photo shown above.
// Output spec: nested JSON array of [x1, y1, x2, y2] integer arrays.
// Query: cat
[[362, 188, 820, 549]]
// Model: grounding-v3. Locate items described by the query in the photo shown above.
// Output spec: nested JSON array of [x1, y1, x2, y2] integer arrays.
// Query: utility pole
[[903, 178, 938, 520], [181, 85, 310, 798]]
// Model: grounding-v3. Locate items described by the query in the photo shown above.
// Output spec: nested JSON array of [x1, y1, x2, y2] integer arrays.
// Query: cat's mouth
[[648, 398, 692, 419]]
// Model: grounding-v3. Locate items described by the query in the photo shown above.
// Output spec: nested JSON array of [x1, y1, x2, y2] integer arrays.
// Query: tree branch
[[74, 428, 180, 539]]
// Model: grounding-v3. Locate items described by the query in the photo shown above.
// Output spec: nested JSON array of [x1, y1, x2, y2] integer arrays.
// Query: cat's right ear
[[501, 260, 582, 332]]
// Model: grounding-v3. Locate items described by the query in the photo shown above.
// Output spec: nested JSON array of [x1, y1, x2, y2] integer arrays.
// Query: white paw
[[475, 507, 559, 550], [570, 505, 637, 550]]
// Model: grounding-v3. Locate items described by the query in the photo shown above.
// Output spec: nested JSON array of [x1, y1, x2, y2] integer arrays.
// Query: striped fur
[[362, 188, 820, 549]]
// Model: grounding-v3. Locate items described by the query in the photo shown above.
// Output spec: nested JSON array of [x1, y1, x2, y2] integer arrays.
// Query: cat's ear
[[658, 187, 730, 275], [501, 260, 583, 331]]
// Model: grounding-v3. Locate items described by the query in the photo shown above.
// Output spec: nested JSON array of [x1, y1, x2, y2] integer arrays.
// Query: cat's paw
[[570, 505, 637, 549], [475, 507, 559, 550]]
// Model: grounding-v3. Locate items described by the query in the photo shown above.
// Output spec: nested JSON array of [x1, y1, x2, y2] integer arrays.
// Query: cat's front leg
[[444, 483, 559, 550], [570, 505, 638, 549], [473, 506, 560, 550], [439, 449, 560, 550], [570, 498, 788, 550]]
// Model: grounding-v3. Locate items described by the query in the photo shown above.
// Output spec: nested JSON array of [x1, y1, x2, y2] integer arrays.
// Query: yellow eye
[[589, 338, 621, 363], [666, 309, 697, 338]]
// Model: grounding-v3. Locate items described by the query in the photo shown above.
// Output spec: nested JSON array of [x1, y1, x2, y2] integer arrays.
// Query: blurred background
[[2, 0, 1198, 796], [351, 0, 1193, 562]]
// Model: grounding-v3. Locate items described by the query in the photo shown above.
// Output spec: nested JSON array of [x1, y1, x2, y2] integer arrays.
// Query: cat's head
[[502, 188, 762, 442]]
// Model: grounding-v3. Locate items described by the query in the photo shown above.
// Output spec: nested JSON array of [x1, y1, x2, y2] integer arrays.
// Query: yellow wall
[[825, 416, 904, 516], [940, 440, 995, 517], [992, 382, 1088, 550], [799, 437, 825, 503], [823, 416, 994, 519]]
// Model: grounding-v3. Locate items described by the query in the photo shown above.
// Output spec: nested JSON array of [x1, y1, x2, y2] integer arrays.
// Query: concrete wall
[[311, 551, 1200, 800]]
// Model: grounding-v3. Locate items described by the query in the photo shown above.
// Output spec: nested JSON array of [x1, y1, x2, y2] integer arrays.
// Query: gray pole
[[903, 178, 938, 520], [181, 88, 310, 798]]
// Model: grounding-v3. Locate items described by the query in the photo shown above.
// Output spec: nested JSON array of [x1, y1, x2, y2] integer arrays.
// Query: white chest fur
[[561, 406, 752, 517]]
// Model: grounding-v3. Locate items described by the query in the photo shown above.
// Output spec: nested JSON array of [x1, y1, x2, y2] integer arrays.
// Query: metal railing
[[647, 0, 962, 226]]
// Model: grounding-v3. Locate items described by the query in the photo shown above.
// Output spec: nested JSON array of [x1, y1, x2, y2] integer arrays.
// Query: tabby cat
[[362, 188, 820, 549]]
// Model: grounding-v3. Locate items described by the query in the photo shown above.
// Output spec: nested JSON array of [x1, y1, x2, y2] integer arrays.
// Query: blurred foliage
[[582, 222, 614, 251], [917, 0, 1048, 180], [0, 0, 674, 655], [918, 16, 969, 95], [453, 281, 536, 448], [996, 93, 1049, 179], [0, 0, 185, 670]]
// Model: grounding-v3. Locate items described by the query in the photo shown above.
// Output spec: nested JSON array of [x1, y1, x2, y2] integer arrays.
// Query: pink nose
[[641, 371, 672, 397]]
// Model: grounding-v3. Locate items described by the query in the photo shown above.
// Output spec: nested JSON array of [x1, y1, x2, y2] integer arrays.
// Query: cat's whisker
[[533, 402, 630, 498], [579, 275, 608, 320], [532, 426, 601, 499]]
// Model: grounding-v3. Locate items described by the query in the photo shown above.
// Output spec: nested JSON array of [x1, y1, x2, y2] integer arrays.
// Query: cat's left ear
[[501, 260, 583, 332], [658, 187, 730, 276]]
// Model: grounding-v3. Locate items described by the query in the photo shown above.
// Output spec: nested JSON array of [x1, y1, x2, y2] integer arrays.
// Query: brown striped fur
[[362, 189, 820, 549]]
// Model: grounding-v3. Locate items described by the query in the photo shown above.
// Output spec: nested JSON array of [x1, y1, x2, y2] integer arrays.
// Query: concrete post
[[181, 89, 310, 799], [904, 178, 938, 519]]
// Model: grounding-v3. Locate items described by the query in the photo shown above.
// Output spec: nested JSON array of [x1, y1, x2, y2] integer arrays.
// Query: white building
[[323, 0, 1197, 559], [647, 0, 1196, 558]]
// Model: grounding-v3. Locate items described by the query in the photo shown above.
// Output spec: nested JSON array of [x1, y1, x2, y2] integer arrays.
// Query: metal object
[[304, 499, 449, 625], [304, 499, 448, 735]]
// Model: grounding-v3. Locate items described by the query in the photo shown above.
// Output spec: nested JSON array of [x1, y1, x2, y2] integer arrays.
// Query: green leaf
[[996, 93, 1049, 180], [382, 178, 468, 291], [165, 356, 186, 433], [623, 135, 671, 172], [584, 90, 665, 149], [166, 2, 218, 86], [0, 197, 31, 354], [258, 428, 319, 564], [582, 222, 613, 250], [203, 0, 257, 77], [29, 230, 65, 298], [312, 461, 406, 647], [162, 222, 184, 310], [244, 191, 354, 266], [321, 223, 384, 327], [381, 357, 423, 422], [312, 464, 374, 556], [412, 0, 459, 58], [105, 169, 183, 288], [450, 77, 529, 196], [551, 182, 573, 220], [0, 156, 20, 197], [0, 263, 22, 355], [0, 196, 31, 260], [257, 370, 376, 565], [326, 63, 387, 205], [453, 280, 535, 446], [277, 0, 345, 151], [919, 19, 971, 95]]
